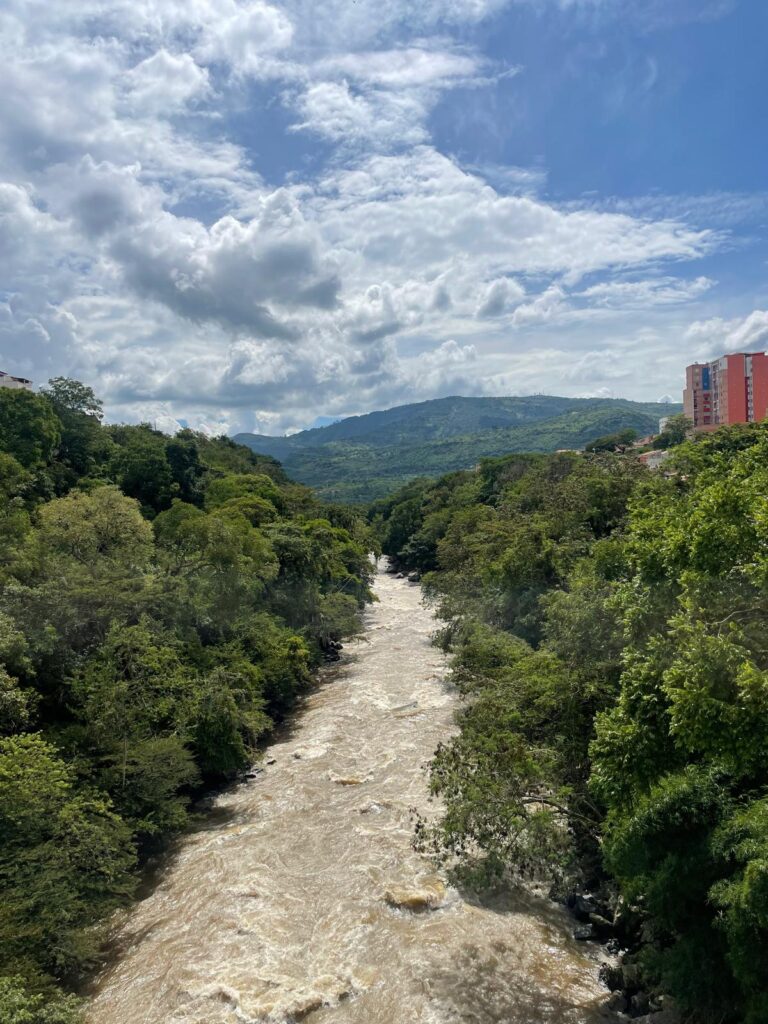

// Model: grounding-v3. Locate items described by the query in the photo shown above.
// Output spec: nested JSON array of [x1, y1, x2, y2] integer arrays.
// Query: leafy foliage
[[377, 425, 768, 1022], [584, 427, 637, 452], [377, 452, 641, 884], [0, 977, 82, 1024], [0, 379, 374, 1017]]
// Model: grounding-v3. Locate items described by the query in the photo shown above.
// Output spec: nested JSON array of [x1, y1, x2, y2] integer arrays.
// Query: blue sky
[[0, 0, 766, 434]]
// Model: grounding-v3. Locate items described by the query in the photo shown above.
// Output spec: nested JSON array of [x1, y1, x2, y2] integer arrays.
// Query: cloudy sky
[[1, 0, 766, 434]]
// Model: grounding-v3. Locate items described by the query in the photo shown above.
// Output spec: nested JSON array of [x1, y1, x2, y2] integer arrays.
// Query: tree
[[41, 379, 103, 420], [0, 977, 82, 1024], [0, 668, 37, 736], [589, 425, 768, 1022], [34, 486, 153, 571], [106, 426, 175, 514], [417, 622, 576, 885], [205, 472, 283, 512], [584, 428, 638, 453], [165, 436, 205, 505], [70, 622, 199, 836], [0, 391, 61, 469], [0, 734, 135, 983], [0, 454, 29, 500], [39, 379, 109, 488], [191, 663, 270, 777], [3, 488, 155, 677], [654, 413, 691, 449]]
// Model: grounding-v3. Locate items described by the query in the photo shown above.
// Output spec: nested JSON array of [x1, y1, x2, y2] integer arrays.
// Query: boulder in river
[[407, 572, 421, 583], [570, 892, 598, 921], [603, 991, 628, 1014], [383, 877, 446, 911]]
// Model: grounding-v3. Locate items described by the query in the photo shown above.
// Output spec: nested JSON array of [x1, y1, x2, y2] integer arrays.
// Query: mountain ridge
[[234, 394, 682, 501]]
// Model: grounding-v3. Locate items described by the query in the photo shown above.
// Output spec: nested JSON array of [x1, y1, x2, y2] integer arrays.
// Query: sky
[[1, 0, 767, 435]]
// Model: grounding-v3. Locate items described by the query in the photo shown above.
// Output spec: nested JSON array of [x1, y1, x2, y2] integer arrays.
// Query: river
[[87, 565, 615, 1024]]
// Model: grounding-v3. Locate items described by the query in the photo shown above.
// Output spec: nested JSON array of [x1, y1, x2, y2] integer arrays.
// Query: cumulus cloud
[[510, 285, 568, 326], [195, 1, 294, 73], [476, 277, 526, 317], [0, 0, 745, 432], [289, 46, 498, 150], [110, 192, 342, 337], [685, 311, 768, 358], [122, 51, 210, 112], [565, 347, 635, 384]]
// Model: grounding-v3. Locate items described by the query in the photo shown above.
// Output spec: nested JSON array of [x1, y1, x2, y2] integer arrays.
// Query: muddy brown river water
[[87, 565, 615, 1024]]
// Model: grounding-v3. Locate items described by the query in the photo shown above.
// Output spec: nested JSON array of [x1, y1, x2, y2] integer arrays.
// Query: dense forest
[[0, 380, 375, 1021], [235, 394, 681, 502], [7, 376, 768, 1023], [372, 427, 768, 1024]]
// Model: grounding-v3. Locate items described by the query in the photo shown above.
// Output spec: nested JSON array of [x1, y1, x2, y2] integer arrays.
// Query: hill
[[234, 395, 681, 502]]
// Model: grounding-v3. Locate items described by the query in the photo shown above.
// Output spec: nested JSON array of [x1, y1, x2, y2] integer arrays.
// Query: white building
[[0, 370, 32, 391]]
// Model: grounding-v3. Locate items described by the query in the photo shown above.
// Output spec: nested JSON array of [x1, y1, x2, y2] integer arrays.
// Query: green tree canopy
[[0, 390, 61, 469]]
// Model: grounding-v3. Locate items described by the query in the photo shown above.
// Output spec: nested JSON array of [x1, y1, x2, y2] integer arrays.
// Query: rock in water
[[383, 877, 446, 911]]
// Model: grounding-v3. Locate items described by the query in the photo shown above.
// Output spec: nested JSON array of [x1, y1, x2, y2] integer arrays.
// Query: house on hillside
[[638, 449, 671, 471], [0, 370, 32, 391]]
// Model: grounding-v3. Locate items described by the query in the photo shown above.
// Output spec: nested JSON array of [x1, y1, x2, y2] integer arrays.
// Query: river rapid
[[87, 564, 615, 1024]]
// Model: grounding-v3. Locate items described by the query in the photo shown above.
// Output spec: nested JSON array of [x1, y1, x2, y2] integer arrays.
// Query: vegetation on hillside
[[0, 381, 374, 1019], [235, 395, 681, 502], [373, 425, 768, 1024]]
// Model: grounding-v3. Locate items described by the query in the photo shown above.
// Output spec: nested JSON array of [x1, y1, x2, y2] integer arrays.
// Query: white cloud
[[289, 47, 496, 149], [316, 48, 482, 89], [0, 184, 57, 273], [685, 310, 768, 358], [122, 50, 210, 112], [0, 0, 745, 434], [104, 185, 342, 337], [511, 285, 568, 325], [476, 277, 526, 317], [578, 275, 714, 308], [195, 2, 294, 73], [565, 347, 635, 384], [292, 80, 428, 147], [311, 149, 712, 280]]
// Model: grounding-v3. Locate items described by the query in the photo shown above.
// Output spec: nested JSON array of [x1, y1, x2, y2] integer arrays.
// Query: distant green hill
[[234, 395, 681, 502]]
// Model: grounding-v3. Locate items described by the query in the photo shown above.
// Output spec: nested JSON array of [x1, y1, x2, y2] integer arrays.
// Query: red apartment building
[[684, 352, 768, 431]]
